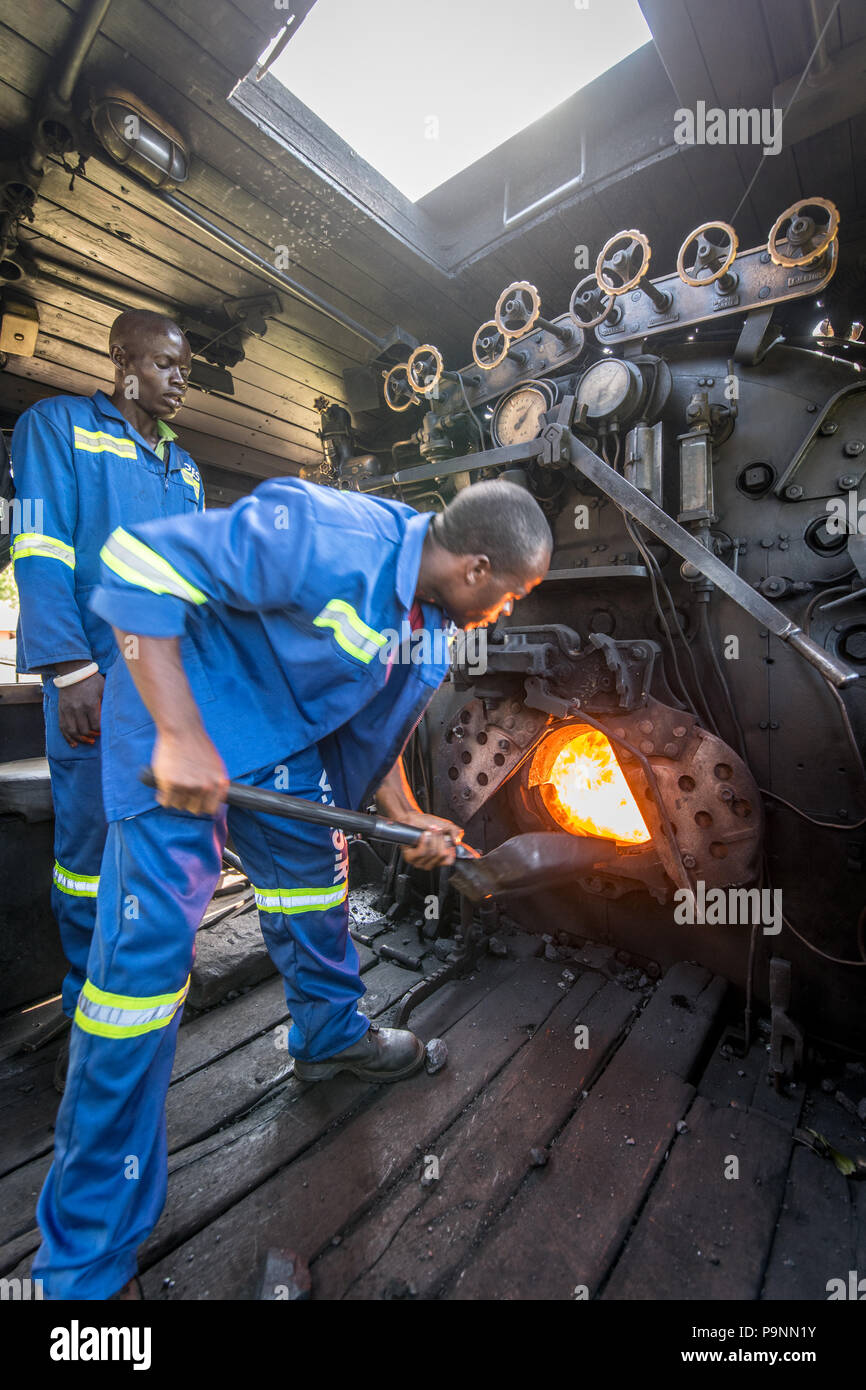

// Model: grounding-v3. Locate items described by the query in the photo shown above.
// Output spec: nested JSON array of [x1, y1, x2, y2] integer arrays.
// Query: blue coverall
[[11, 390, 203, 1014], [33, 477, 453, 1298]]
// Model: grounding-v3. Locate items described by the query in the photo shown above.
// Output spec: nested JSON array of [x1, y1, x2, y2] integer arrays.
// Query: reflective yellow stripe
[[101, 527, 207, 605], [253, 882, 348, 914], [73, 427, 137, 459], [11, 532, 75, 568], [53, 861, 99, 898], [74, 975, 190, 1039], [313, 599, 387, 665]]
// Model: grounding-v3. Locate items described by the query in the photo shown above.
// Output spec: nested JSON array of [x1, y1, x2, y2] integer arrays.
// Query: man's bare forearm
[[373, 757, 467, 868], [374, 758, 419, 820], [112, 629, 227, 814]]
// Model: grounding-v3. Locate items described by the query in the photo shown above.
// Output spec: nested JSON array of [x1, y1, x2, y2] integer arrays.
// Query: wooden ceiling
[[1, 0, 865, 503]]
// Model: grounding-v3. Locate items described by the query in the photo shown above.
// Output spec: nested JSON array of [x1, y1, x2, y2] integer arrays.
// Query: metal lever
[[139, 768, 479, 860]]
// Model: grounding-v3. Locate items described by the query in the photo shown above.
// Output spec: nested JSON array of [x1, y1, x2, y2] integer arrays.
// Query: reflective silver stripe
[[75, 977, 190, 1038], [313, 599, 387, 664], [253, 883, 348, 914], [101, 530, 206, 604], [11, 532, 75, 568], [53, 861, 99, 897], [73, 427, 137, 458]]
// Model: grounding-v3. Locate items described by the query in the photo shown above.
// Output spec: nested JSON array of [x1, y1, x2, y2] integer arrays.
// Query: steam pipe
[[56, 0, 113, 104], [25, 0, 113, 179]]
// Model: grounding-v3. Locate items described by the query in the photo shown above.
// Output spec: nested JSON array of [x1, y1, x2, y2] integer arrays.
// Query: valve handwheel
[[595, 229, 652, 295], [568, 273, 615, 330], [494, 281, 541, 336], [472, 320, 512, 371], [383, 362, 420, 412], [767, 197, 839, 268], [676, 220, 739, 286], [407, 344, 444, 395]]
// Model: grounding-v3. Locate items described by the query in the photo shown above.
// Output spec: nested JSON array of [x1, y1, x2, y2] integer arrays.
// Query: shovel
[[449, 831, 621, 900], [139, 768, 490, 899], [140, 772, 620, 902]]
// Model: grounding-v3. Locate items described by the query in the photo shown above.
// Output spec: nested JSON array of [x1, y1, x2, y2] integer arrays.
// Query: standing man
[[10, 311, 203, 1082], [32, 476, 552, 1298]]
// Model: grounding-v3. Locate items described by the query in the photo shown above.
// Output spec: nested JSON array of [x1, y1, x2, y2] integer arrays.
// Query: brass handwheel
[[676, 221, 739, 286], [767, 197, 839, 268]]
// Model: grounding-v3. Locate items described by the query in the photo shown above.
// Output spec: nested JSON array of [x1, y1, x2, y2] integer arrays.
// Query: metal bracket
[[539, 421, 571, 466], [734, 305, 783, 366]]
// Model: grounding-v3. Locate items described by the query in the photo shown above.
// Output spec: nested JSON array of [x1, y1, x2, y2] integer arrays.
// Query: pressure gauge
[[491, 380, 555, 447], [574, 358, 645, 426]]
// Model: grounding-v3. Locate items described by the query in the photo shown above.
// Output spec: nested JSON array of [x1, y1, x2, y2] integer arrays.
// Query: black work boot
[[293, 1021, 425, 1083]]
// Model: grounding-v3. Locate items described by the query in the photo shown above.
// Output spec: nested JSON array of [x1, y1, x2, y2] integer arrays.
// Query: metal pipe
[[20, 0, 113, 183], [159, 191, 387, 351], [808, 0, 833, 79], [56, 0, 113, 104]]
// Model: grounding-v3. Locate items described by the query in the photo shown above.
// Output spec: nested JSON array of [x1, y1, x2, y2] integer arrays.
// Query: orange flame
[[544, 729, 650, 845]]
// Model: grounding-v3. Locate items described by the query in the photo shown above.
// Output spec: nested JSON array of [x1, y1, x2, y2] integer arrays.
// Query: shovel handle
[[139, 767, 476, 859]]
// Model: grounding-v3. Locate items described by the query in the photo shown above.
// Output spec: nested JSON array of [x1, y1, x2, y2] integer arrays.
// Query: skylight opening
[[266, 0, 652, 203]]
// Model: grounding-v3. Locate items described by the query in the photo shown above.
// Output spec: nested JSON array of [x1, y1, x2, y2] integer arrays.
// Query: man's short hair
[[432, 479, 552, 575], [109, 310, 185, 351]]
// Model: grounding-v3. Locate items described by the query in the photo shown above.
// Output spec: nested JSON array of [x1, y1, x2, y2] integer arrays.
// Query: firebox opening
[[528, 725, 651, 846]]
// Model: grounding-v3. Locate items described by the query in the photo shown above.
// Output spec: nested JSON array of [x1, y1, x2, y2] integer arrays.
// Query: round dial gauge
[[492, 381, 555, 447], [575, 358, 643, 425]]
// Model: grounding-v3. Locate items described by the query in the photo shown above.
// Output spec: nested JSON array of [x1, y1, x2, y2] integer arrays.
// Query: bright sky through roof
[[269, 0, 652, 202]]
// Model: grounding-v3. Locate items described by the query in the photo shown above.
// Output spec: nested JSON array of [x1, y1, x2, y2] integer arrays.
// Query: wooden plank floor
[[1, 918, 864, 1301]]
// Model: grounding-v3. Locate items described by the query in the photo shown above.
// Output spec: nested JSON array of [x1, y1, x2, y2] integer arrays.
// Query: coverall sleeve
[[89, 478, 315, 638], [10, 407, 92, 671]]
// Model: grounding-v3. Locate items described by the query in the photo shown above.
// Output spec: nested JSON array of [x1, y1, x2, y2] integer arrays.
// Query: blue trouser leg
[[33, 804, 224, 1300], [33, 747, 367, 1297], [44, 684, 107, 1017], [228, 749, 368, 1061]]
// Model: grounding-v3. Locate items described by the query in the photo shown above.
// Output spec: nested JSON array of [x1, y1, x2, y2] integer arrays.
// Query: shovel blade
[[450, 831, 620, 901]]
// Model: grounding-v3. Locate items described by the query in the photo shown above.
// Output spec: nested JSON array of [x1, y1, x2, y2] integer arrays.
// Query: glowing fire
[[543, 729, 651, 845]]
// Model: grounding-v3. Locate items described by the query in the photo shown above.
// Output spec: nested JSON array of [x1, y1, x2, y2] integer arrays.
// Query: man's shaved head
[[416, 480, 552, 629], [108, 310, 191, 424], [109, 310, 186, 351]]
